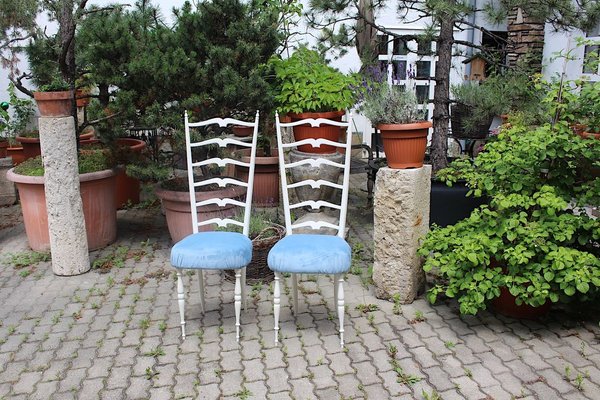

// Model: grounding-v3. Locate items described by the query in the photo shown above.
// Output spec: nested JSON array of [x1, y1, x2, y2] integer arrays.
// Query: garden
[[0, 0, 600, 399]]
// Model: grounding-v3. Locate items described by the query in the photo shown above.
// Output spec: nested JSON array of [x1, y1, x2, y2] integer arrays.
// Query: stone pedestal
[[0, 157, 16, 206], [373, 166, 431, 303], [39, 117, 90, 276]]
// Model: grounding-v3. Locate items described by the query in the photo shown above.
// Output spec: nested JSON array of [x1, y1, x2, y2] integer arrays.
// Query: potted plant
[[270, 46, 357, 153], [450, 81, 500, 139], [361, 82, 431, 169], [0, 101, 9, 158], [32, 76, 73, 118], [418, 122, 600, 317], [2, 83, 36, 165], [7, 150, 118, 251]]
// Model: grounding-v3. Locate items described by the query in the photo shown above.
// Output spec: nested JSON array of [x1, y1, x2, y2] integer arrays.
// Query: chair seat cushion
[[267, 234, 351, 274], [171, 231, 252, 270]]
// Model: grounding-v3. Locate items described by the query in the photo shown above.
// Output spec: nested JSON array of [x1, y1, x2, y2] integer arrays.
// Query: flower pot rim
[[377, 121, 433, 131], [155, 181, 247, 203], [33, 90, 72, 100], [15, 136, 40, 144], [288, 110, 345, 119], [7, 167, 116, 184]]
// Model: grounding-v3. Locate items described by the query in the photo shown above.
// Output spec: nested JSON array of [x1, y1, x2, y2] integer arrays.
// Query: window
[[392, 60, 407, 81], [378, 35, 389, 55], [416, 61, 431, 78], [583, 22, 600, 76], [393, 38, 408, 55]]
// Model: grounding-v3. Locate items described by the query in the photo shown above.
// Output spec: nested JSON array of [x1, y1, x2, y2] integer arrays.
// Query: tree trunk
[[430, 15, 454, 174], [355, 0, 378, 67]]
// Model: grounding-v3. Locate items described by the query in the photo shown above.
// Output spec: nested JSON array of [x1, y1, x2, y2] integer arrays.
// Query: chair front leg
[[234, 269, 242, 342], [292, 273, 298, 315], [197, 270, 205, 314], [334, 274, 339, 315], [337, 275, 345, 348], [274, 272, 281, 344], [242, 266, 247, 311], [176, 270, 186, 339]]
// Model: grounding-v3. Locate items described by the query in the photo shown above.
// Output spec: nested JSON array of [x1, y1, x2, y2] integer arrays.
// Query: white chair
[[170, 111, 259, 341], [268, 112, 353, 347]]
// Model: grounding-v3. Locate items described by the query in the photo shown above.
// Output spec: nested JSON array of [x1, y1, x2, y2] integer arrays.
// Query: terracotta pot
[[114, 138, 146, 208], [0, 140, 7, 158], [232, 125, 254, 137], [7, 147, 24, 166], [34, 91, 73, 117], [492, 286, 551, 319], [289, 110, 345, 154], [76, 89, 91, 108], [7, 168, 117, 251], [15, 130, 94, 162], [155, 183, 247, 243], [235, 149, 280, 206], [378, 121, 432, 169]]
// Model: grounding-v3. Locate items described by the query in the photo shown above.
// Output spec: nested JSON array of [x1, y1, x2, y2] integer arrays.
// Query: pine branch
[[9, 73, 34, 98]]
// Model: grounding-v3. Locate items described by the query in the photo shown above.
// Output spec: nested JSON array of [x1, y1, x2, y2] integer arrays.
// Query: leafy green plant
[[419, 122, 600, 315], [270, 46, 357, 114]]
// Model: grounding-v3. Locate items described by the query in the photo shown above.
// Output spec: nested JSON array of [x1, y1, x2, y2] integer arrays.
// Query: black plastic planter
[[429, 180, 487, 227]]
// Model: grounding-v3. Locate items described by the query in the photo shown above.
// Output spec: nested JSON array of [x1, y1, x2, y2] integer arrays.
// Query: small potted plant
[[33, 76, 73, 118], [361, 82, 430, 169], [269, 46, 357, 153]]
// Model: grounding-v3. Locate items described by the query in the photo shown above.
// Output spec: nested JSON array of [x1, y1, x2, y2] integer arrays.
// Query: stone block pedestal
[[373, 166, 431, 303]]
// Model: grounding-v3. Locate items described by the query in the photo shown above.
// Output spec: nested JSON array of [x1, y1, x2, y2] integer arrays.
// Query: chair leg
[[334, 274, 339, 315], [176, 270, 186, 339], [196, 270, 205, 314], [234, 269, 242, 342], [292, 273, 298, 316], [242, 267, 247, 311], [337, 275, 345, 348], [274, 272, 281, 344]]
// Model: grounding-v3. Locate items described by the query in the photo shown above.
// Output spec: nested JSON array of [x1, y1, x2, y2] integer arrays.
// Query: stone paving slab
[[0, 175, 599, 399]]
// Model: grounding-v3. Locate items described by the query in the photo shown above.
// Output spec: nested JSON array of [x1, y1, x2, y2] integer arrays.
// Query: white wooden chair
[[170, 111, 259, 341], [268, 112, 353, 347]]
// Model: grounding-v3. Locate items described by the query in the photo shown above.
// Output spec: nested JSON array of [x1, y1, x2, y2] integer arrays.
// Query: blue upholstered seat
[[171, 231, 252, 270], [267, 234, 351, 274]]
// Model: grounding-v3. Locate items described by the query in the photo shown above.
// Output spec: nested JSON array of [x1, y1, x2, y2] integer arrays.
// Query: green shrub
[[419, 122, 600, 315]]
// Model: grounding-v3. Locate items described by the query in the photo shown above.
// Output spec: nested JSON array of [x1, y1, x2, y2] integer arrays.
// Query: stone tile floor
[[0, 175, 599, 399]]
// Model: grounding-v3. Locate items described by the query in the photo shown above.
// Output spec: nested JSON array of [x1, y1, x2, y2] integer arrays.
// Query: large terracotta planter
[[155, 182, 247, 243], [289, 110, 345, 154], [235, 149, 279, 207], [232, 125, 253, 137], [7, 168, 117, 251], [378, 121, 432, 169], [16, 130, 95, 161], [7, 146, 25, 166], [34, 91, 73, 117], [0, 140, 7, 158], [114, 138, 146, 208]]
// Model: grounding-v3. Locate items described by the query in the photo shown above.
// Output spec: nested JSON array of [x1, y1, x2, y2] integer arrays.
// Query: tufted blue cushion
[[170, 231, 252, 270], [267, 234, 351, 274]]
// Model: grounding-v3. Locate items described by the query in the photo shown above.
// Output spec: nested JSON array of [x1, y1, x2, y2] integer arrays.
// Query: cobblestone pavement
[[0, 175, 599, 400]]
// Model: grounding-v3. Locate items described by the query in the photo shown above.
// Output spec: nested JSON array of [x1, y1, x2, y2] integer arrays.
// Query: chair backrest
[[184, 111, 259, 237], [274, 112, 353, 238]]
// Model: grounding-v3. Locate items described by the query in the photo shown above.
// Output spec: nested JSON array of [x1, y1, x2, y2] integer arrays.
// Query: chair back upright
[[274, 112, 353, 238], [184, 111, 260, 237]]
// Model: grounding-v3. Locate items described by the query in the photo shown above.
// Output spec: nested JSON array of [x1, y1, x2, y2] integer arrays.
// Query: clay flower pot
[[7, 168, 118, 251], [0, 140, 8, 158], [232, 125, 254, 137], [75, 89, 91, 108], [492, 287, 551, 319], [7, 146, 24, 166], [34, 91, 73, 117], [155, 182, 247, 243], [378, 121, 432, 169], [16, 129, 95, 162], [113, 138, 146, 208], [289, 110, 345, 154], [235, 148, 279, 206]]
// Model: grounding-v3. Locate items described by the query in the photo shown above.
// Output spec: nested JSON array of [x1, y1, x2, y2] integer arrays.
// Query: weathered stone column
[[373, 166, 431, 303], [39, 116, 90, 275], [0, 157, 16, 206]]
